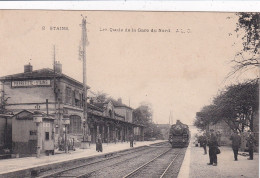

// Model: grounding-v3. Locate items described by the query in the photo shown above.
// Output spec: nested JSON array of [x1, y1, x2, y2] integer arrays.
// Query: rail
[[122, 148, 176, 178], [38, 142, 169, 178], [159, 152, 180, 178]]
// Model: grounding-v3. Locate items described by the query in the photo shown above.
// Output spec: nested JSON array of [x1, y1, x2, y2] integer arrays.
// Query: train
[[169, 120, 190, 148]]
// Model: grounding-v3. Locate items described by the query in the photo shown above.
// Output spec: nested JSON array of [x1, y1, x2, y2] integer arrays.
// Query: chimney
[[24, 63, 33, 73], [118, 98, 122, 104], [54, 61, 62, 73]]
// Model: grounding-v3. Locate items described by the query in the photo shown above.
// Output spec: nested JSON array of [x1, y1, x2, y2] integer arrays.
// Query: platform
[[178, 132, 259, 178], [0, 140, 164, 177]]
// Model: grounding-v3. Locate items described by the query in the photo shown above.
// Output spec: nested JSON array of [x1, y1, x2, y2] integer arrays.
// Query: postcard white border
[[0, 1, 259, 12]]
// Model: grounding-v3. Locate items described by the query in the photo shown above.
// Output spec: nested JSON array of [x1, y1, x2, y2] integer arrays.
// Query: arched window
[[109, 110, 113, 118], [68, 115, 81, 134]]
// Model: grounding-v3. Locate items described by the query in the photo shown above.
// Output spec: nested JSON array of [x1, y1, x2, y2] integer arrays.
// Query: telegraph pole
[[53, 46, 60, 134], [53, 45, 57, 118], [81, 16, 89, 141]]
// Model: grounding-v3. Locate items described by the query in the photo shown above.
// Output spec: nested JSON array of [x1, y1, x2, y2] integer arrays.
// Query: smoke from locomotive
[[169, 120, 190, 148]]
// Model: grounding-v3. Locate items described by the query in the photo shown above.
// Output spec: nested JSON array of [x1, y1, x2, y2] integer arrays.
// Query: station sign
[[11, 80, 51, 88]]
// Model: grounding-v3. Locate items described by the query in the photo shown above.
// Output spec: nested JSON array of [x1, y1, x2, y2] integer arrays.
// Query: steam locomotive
[[169, 120, 190, 148]]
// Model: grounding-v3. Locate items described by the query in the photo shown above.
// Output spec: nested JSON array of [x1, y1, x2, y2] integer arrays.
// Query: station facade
[[0, 63, 144, 157]]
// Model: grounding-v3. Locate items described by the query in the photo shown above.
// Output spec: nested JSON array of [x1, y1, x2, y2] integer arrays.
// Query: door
[[28, 140, 37, 155]]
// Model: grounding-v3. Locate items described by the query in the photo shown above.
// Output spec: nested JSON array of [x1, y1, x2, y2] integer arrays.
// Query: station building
[[0, 63, 144, 157]]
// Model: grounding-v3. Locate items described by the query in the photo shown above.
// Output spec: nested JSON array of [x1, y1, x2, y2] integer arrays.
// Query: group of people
[[230, 130, 256, 161], [95, 134, 135, 152], [199, 129, 256, 166]]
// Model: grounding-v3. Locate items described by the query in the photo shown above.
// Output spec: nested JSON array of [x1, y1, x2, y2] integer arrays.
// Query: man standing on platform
[[230, 130, 241, 161], [207, 129, 218, 166], [129, 134, 134, 148], [247, 130, 256, 160], [96, 134, 103, 152]]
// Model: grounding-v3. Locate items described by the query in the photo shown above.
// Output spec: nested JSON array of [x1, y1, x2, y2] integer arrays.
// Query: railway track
[[123, 148, 183, 178], [38, 142, 170, 178]]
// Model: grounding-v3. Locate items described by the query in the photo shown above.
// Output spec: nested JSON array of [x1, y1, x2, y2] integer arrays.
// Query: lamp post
[[33, 114, 43, 158], [62, 117, 70, 153]]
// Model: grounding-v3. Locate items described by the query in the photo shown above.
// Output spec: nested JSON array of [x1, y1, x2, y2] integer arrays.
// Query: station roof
[[89, 111, 144, 128], [10, 110, 55, 120], [105, 99, 133, 110], [87, 103, 104, 112], [0, 68, 90, 89]]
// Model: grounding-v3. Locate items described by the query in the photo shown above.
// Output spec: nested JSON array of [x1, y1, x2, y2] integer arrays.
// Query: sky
[[0, 10, 258, 125]]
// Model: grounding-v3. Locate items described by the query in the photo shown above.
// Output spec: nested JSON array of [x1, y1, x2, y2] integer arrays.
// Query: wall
[[12, 118, 36, 143], [3, 81, 55, 104], [115, 115, 124, 121], [3, 80, 55, 113], [0, 117, 12, 149], [115, 107, 133, 122]]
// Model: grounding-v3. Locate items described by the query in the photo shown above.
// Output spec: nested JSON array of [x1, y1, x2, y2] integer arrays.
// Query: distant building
[[208, 121, 232, 146]]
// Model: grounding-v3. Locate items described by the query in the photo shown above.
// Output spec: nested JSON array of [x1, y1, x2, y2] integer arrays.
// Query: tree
[[194, 80, 259, 133], [95, 91, 108, 103], [133, 103, 153, 126], [214, 79, 258, 132], [194, 105, 218, 131], [230, 13, 260, 77], [0, 89, 10, 114], [133, 103, 162, 140]]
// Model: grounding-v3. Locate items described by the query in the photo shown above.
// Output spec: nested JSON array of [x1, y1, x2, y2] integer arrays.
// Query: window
[[65, 87, 72, 104], [72, 90, 75, 106], [68, 115, 82, 134], [45, 132, 49, 140], [126, 111, 130, 121], [81, 93, 84, 108], [109, 110, 112, 118], [30, 130, 37, 135], [75, 90, 82, 108]]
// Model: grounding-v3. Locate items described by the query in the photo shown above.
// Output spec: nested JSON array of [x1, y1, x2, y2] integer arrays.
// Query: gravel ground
[[87, 144, 188, 178], [40, 146, 163, 177], [87, 146, 170, 178], [39, 142, 170, 177]]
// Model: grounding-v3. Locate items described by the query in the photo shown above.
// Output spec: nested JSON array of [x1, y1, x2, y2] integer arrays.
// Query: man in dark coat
[[129, 134, 134, 148], [230, 131, 241, 161], [207, 129, 218, 166], [96, 134, 103, 152], [247, 131, 256, 160]]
